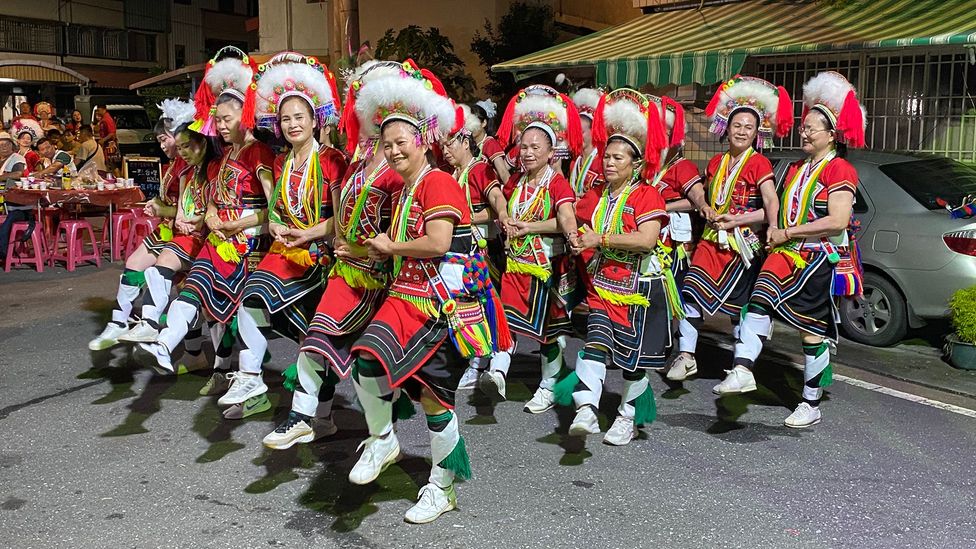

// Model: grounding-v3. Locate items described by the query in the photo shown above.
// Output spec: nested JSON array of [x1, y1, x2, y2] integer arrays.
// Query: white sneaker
[[666, 354, 698, 381], [403, 483, 457, 524], [199, 371, 231, 396], [117, 320, 160, 343], [603, 416, 637, 446], [222, 393, 271, 420], [88, 322, 129, 351], [523, 387, 555, 414], [137, 342, 174, 375], [712, 365, 757, 395], [217, 372, 268, 406], [457, 366, 481, 391], [784, 402, 822, 428], [263, 411, 315, 449], [478, 370, 506, 400], [568, 406, 600, 436], [311, 414, 339, 440], [349, 432, 401, 485]]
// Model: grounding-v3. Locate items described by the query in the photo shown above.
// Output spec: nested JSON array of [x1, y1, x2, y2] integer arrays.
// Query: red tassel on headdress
[[561, 93, 583, 158], [339, 83, 360, 155], [642, 101, 667, 180], [775, 85, 794, 138], [663, 96, 685, 148], [451, 104, 464, 135], [326, 70, 342, 117], [705, 76, 736, 118], [421, 68, 448, 98], [591, 93, 610, 162], [403, 58, 420, 71], [193, 60, 216, 121], [495, 94, 519, 149], [800, 104, 810, 126], [837, 89, 866, 148], [239, 55, 259, 130]]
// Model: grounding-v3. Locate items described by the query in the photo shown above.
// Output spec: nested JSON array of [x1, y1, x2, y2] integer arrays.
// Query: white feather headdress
[[705, 75, 793, 149], [592, 88, 668, 178], [157, 99, 196, 133], [254, 52, 340, 135], [802, 71, 867, 148], [572, 88, 603, 119], [496, 84, 582, 159]]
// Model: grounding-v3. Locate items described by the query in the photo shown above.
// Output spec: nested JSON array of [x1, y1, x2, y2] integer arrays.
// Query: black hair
[[215, 93, 243, 108], [455, 133, 481, 158], [154, 117, 172, 137], [521, 126, 554, 148], [46, 128, 62, 140], [606, 136, 640, 160], [469, 103, 495, 134], [807, 107, 848, 159], [78, 124, 94, 136], [35, 137, 51, 148]]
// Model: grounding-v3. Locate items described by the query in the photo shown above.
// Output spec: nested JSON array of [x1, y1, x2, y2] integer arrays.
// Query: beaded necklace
[[780, 151, 835, 229], [709, 147, 753, 214], [592, 174, 638, 262], [340, 157, 390, 243], [570, 148, 598, 196], [506, 166, 555, 257], [390, 164, 434, 277], [269, 142, 324, 230], [182, 163, 208, 216]]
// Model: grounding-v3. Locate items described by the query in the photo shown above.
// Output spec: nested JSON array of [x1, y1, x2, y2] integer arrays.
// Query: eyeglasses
[[797, 126, 831, 136]]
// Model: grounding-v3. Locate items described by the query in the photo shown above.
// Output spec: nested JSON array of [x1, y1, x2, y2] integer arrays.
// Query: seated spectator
[[13, 101, 36, 122], [33, 137, 75, 177], [61, 129, 82, 159], [75, 125, 106, 173], [0, 131, 32, 261], [64, 110, 84, 134]]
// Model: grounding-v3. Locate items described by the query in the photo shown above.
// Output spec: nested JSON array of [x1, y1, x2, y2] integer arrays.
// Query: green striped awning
[[492, 0, 976, 88]]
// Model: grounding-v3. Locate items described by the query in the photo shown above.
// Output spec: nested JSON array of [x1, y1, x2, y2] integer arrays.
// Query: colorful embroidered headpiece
[[592, 88, 668, 180], [339, 59, 411, 155], [802, 71, 867, 148], [496, 84, 583, 159], [157, 98, 196, 134], [254, 51, 341, 137], [353, 59, 460, 156], [33, 101, 53, 118], [705, 75, 793, 149], [12, 118, 42, 144], [191, 45, 258, 136], [572, 88, 604, 122]]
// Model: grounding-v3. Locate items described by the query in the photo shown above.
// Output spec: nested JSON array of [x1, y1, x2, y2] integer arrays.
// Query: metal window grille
[[0, 17, 62, 56], [124, 0, 171, 33]]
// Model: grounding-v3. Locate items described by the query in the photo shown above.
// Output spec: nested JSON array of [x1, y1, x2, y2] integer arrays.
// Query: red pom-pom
[[642, 101, 667, 180], [837, 89, 866, 148], [421, 68, 448, 98], [495, 94, 519, 149], [451, 104, 464, 135], [775, 85, 794, 138], [705, 78, 732, 118], [193, 63, 216, 122], [663, 96, 685, 148], [561, 93, 583, 158]]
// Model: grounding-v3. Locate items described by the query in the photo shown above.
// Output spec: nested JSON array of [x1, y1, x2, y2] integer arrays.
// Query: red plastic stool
[[49, 220, 102, 271], [126, 215, 161, 258], [5, 221, 47, 272], [100, 211, 136, 261]]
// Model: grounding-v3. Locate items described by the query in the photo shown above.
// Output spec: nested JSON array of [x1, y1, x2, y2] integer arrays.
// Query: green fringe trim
[[282, 362, 298, 392], [594, 286, 650, 307], [633, 384, 657, 426], [437, 434, 472, 481], [506, 257, 551, 282], [390, 291, 440, 318], [159, 313, 167, 325], [331, 260, 386, 290], [220, 317, 239, 350], [772, 247, 807, 269], [394, 391, 416, 420], [552, 370, 579, 407], [158, 224, 174, 242], [663, 268, 686, 320], [122, 270, 147, 287], [818, 364, 833, 388], [208, 233, 242, 264]]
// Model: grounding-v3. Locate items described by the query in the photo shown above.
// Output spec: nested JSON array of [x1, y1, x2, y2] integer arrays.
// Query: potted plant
[[946, 286, 976, 370]]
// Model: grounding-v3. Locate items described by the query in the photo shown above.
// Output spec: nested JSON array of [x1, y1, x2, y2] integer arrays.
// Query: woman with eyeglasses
[[714, 71, 865, 428]]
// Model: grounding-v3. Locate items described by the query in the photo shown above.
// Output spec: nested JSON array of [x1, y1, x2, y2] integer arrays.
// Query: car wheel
[[839, 272, 908, 347]]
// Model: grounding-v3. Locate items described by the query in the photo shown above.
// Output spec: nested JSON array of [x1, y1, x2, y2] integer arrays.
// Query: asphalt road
[[2, 266, 975, 549]]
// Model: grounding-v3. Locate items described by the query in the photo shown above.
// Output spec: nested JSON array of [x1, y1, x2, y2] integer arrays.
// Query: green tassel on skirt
[[393, 391, 416, 420], [282, 362, 298, 392], [551, 370, 579, 407], [438, 435, 472, 480], [633, 385, 657, 426]]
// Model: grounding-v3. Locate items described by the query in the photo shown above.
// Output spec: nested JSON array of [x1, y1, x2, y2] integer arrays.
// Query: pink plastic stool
[[5, 221, 47, 272], [100, 211, 136, 261], [49, 220, 102, 271], [126, 216, 161, 258]]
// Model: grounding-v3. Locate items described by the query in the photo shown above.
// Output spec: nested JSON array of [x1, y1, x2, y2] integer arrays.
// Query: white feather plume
[[255, 62, 336, 116], [516, 94, 567, 130], [802, 71, 866, 128], [204, 57, 253, 96], [572, 88, 603, 114], [347, 60, 403, 88], [603, 98, 647, 146], [459, 104, 482, 135], [354, 71, 457, 139], [720, 78, 780, 118], [475, 99, 496, 119], [158, 98, 196, 131]]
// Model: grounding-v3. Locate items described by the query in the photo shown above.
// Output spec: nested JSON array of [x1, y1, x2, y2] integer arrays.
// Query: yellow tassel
[[773, 247, 807, 269], [329, 260, 386, 290], [595, 286, 650, 308], [506, 258, 551, 282], [270, 241, 313, 267], [208, 233, 242, 264], [158, 224, 174, 242]]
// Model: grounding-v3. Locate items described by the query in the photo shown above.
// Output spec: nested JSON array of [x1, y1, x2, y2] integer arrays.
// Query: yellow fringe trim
[[390, 291, 440, 318], [595, 286, 650, 308], [506, 258, 551, 282], [208, 233, 242, 264], [330, 260, 386, 290], [773, 247, 807, 269], [158, 224, 174, 242], [270, 241, 313, 267]]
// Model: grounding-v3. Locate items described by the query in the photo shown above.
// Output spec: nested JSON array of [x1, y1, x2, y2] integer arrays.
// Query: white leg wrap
[[237, 306, 269, 375], [112, 275, 141, 324], [677, 317, 699, 354], [539, 346, 563, 391], [732, 323, 741, 342], [428, 412, 459, 488], [158, 299, 198, 351], [294, 352, 324, 417], [142, 267, 173, 323], [489, 350, 512, 376], [572, 356, 606, 410], [618, 374, 649, 420], [209, 322, 232, 370], [734, 312, 772, 365], [353, 371, 393, 437]]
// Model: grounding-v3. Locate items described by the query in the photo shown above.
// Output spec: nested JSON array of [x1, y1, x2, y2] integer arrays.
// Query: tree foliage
[[375, 25, 476, 101], [471, 2, 559, 101]]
